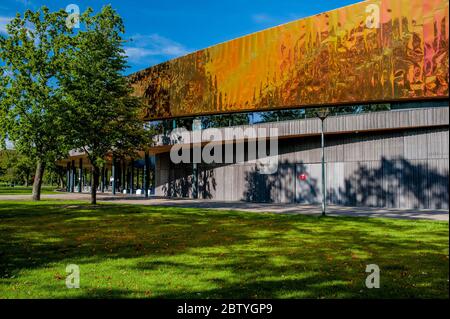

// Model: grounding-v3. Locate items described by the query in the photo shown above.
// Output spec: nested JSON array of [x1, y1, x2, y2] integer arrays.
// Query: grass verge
[[0, 186, 59, 195]]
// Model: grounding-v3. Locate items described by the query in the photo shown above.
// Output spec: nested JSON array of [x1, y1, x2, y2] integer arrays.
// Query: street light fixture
[[314, 107, 330, 216]]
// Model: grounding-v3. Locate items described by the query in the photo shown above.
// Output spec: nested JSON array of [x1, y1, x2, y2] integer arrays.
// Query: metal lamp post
[[315, 108, 330, 216]]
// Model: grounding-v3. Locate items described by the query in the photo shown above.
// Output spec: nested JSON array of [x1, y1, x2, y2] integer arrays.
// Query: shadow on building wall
[[162, 164, 218, 199], [329, 156, 449, 209], [199, 167, 217, 199], [160, 156, 448, 209], [243, 166, 275, 203], [163, 164, 192, 198], [243, 161, 320, 203], [242, 157, 448, 209]]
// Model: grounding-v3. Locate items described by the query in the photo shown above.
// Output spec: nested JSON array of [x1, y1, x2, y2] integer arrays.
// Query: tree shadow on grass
[[0, 201, 448, 298]]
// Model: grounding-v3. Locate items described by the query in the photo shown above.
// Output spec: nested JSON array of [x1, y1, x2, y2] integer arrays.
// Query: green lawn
[[0, 186, 59, 195], [0, 200, 448, 299]]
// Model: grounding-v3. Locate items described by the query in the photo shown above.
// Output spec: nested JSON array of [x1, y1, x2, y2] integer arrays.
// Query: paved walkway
[[0, 193, 448, 221]]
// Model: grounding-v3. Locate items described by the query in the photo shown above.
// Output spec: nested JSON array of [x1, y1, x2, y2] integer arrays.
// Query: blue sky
[[0, 0, 360, 74]]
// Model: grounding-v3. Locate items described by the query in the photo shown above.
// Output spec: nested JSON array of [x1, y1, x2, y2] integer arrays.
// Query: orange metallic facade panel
[[129, 0, 449, 120]]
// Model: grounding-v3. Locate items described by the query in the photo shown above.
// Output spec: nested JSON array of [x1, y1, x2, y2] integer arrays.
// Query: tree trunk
[[56, 167, 66, 189], [25, 173, 29, 187], [32, 160, 45, 201], [90, 165, 100, 205]]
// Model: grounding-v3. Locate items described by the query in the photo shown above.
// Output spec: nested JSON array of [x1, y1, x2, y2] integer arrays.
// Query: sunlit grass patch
[[0, 186, 58, 195]]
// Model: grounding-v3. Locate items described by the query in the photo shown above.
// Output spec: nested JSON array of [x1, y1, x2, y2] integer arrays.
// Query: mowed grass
[[0, 186, 59, 195], [0, 200, 448, 299]]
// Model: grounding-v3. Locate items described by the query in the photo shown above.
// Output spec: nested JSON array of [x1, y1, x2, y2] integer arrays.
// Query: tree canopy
[[0, 7, 73, 199], [59, 6, 152, 204], [0, 5, 152, 203]]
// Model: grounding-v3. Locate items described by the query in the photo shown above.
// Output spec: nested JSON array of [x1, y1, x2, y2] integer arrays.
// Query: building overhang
[[128, 0, 449, 121]]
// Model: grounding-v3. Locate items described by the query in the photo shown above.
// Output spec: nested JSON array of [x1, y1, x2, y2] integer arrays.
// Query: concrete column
[[112, 157, 116, 195], [150, 156, 155, 195], [71, 160, 76, 193], [125, 163, 128, 192], [66, 162, 70, 192], [78, 158, 83, 193], [144, 152, 149, 198], [130, 160, 134, 194], [122, 161, 126, 193], [116, 161, 120, 192]]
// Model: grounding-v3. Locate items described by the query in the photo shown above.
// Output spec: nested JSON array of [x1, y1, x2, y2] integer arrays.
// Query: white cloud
[[251, 13, 275, 24], [124, 33, 190, 63], [0, 16, 13, 34]]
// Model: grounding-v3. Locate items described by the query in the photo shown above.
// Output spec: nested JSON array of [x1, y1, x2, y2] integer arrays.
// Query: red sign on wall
[[299, 173, 308, 181]]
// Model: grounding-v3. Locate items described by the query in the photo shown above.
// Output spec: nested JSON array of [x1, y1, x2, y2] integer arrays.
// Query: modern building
[[59, 0, 449, 209]]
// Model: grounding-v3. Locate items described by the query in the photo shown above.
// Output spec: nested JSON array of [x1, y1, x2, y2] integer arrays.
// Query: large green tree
[[60, 6, 151, 204], [0, 7, 72, 200]]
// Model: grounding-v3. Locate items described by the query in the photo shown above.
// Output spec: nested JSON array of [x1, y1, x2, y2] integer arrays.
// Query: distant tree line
[[0, 150, 62, 187], [152, 103, 391, 132], [258, 104, 391, 123]]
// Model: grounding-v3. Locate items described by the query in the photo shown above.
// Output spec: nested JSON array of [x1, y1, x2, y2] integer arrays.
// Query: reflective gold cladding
[[129, 0, 449, 120]]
